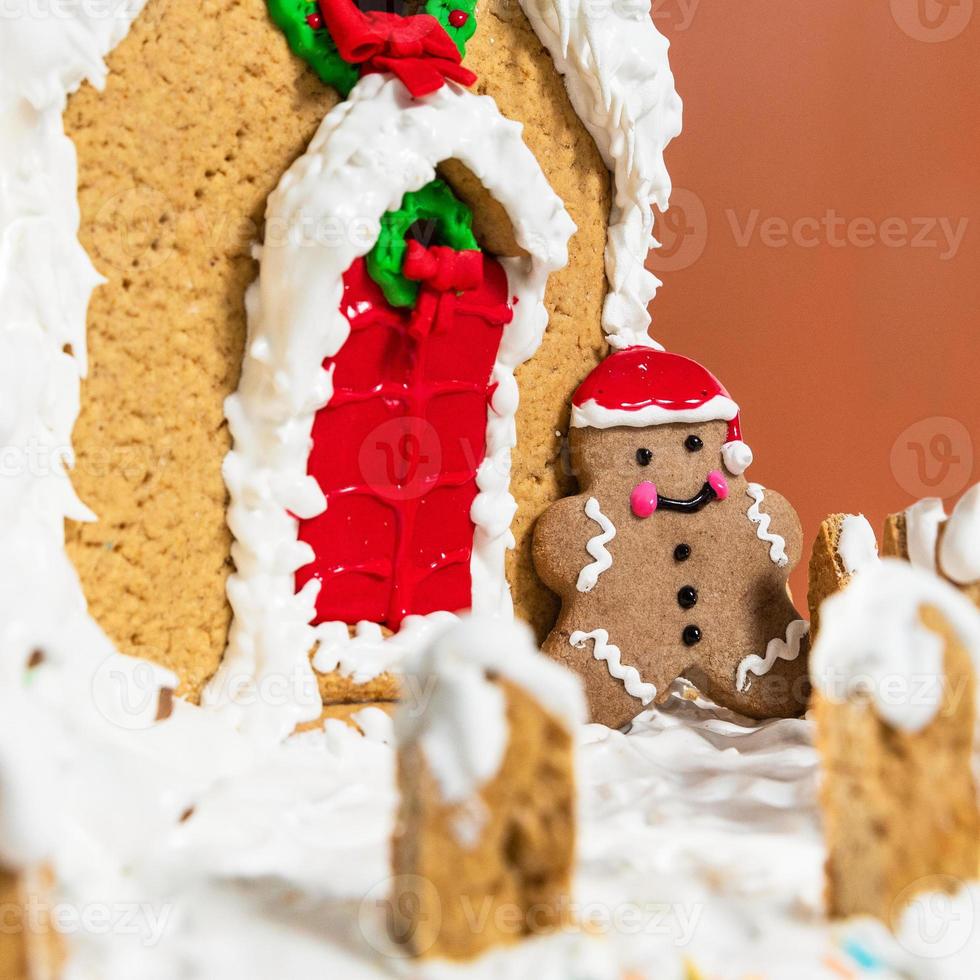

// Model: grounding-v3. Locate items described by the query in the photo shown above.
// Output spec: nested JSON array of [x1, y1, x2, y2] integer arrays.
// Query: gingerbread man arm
[[747, 486, 803, 572], [532, 495, 596, 595]]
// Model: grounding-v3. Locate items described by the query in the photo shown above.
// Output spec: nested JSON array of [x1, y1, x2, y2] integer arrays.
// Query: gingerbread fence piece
[[391, 616, 585, 960], [883, 485, 980, 609], [807, 513, 879, 638], [810, 560, 980, 926]]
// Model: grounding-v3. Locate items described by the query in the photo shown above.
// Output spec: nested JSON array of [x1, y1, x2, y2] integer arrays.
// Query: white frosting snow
[[745, 482, 790, 567], [905, 497, 948, 574], [576, 496, 616, 592], [519, 0, 683, 350], [940, 484, 980, 585], [736, 619, 809, 692], [396, 616, 585, 806], [569, 628, 657, 705], [811, 558, 980, 732], [837, 513, 880, 575], [212, 74, 575, 737]]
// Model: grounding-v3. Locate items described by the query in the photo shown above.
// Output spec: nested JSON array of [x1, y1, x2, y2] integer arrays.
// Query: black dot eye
[[684, 435, 703, 453], [635, 448, 653, 467]]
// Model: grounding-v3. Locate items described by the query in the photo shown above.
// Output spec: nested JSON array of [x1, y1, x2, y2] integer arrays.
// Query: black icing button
[[674, 543, 692, 562], [677, 586, 698, 609], [682, 625, 702, 646]]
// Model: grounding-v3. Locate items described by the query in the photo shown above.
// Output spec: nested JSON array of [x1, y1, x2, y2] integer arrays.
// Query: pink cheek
[[630, 481, 659, 518], [707, 469, 729, 500]]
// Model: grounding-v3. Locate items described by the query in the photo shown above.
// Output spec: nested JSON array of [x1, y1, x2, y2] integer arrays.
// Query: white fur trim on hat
[[570, 394, 740, 430], [722, 440, 753, 476]]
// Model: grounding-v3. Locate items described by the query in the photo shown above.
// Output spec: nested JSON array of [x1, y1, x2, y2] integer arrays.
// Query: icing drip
[[569, 629, 657, 704], [904, 497, 947, 574], [576, 496, 616, 592], [810, 559, 980, 732], [397, 616, 585, 807], [212, 74, 575, 735], [745, 483, 790, 567], [837, 514, 879, 575], [519, 0, 682, 349], [736, 619, 809, 692], [940, 484, 980, 585]]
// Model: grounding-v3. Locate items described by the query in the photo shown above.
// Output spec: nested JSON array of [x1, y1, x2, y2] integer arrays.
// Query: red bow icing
[[403, 241, 483, 292], [319, 0, 477, 98]]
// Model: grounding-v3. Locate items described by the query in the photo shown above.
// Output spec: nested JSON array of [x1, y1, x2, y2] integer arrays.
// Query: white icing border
[[576, 496, 616, 592], [736, 619, 809, 692], [571, 393, 739, 430], [745, 483, 790, 567], [520, 0, 683, 350], [570, 628, 657, 704], [209, 75, 575, 736]]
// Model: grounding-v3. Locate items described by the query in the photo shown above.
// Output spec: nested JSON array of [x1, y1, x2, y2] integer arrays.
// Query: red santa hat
[[570, 347, 754, 476]]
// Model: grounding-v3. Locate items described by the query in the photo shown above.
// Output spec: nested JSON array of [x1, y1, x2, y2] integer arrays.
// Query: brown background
[[648, 0, 979, 599]]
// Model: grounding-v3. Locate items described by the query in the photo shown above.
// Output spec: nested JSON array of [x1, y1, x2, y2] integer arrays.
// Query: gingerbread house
[[46, 0, 682, 730]]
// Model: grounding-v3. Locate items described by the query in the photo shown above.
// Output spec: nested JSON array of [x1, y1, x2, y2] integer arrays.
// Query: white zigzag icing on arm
[[576, 497, 616, 592], [570, 629, 657, 704], [745, 483, 789, 567], [736, 620, 810, 692]]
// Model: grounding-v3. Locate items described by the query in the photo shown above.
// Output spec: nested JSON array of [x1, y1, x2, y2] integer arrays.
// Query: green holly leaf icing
[[367, 179, 480, 308], [423, 0, 478, 57], [267, 0, 360, 96], [267, 0, 478, 95]]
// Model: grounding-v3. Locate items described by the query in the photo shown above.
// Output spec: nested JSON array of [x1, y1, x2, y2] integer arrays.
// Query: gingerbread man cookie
[[533, 348, 809, 728]]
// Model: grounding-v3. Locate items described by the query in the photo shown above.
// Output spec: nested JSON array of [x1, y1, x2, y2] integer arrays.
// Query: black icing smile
[[656, 481, 720, 514]]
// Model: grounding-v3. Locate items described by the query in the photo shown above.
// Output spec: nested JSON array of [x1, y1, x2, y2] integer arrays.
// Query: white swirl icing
[[904, 497, 947, 574], [210, 74, 575, 738], [810, 558, 980, 732], [940, 484, 980, 585], [519, 0, 683, 350], [745, 483, 790, 567], [837, 513, 879, 575], [736, 619, 809, 692], [570, 628, 657, 704], [576, 496, 616, 592]]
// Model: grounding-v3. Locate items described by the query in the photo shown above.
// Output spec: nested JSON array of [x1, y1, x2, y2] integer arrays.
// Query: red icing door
[[296, 251, 513, 630]]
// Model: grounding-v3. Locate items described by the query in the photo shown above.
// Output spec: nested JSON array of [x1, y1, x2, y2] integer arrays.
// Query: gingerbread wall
[[64, 0, 610, 698]]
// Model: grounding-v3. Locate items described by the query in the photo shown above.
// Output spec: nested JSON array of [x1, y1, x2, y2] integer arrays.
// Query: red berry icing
[[449, 9, 469, 27], [305, 11, 323, 29], [296, 256, 513, 630]]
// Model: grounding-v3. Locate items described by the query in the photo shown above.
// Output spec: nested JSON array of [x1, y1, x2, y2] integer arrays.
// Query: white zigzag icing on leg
[[576, 497, 616, 592], [570, 629, 657, 704], [745, 483, 789, 567], [736, 620, 810, 692]]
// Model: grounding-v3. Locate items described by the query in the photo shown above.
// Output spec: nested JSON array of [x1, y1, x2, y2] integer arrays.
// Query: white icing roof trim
[[810, 558, 980, 732], [396, 615, 586, 806], [521, 0, 683, 350], [571, 393, 739, 429], [904, 497, 947, 574], [211, 75, 575, 738]]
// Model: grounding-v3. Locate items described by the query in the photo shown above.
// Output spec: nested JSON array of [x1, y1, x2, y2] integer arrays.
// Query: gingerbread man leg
[[543, 624, 687, 729]]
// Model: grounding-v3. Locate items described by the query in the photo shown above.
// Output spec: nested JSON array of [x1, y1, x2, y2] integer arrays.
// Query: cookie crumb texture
[[64, 0, 610, 700], [392, 680, 576, 960]]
